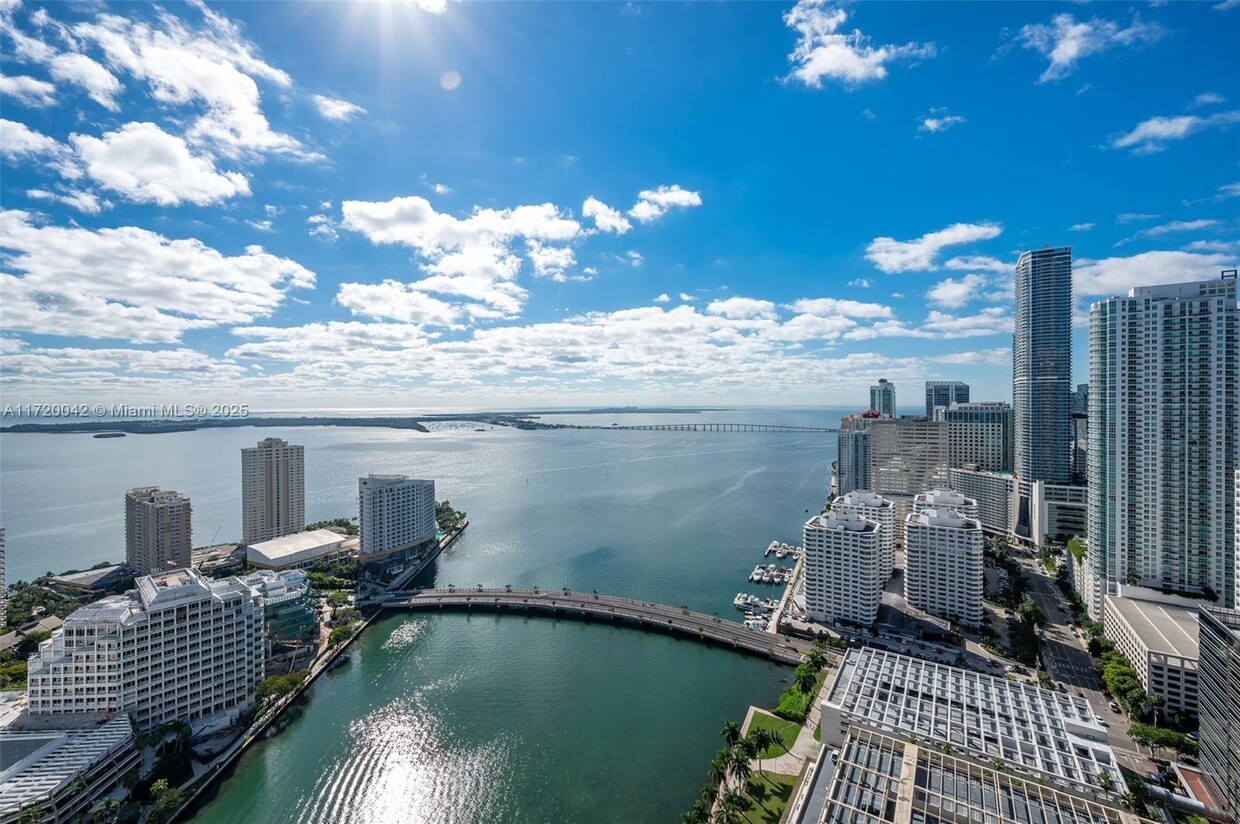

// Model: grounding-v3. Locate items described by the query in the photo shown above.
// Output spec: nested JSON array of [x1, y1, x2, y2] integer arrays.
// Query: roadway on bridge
[[376, 587, 818, 665]]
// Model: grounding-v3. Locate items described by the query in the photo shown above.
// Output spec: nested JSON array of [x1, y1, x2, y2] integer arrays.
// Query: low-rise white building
[[830, 491, 896, 583], [818, 726, 1139, 824], [904, 508, 983, 628], [1104, 595, 1200, 717], [803, 513, 882, 628], [26, 568, 264, 729], [245, 528, 354, 570], [820, 648, 1124, 796], [0, 713, 139, 824]]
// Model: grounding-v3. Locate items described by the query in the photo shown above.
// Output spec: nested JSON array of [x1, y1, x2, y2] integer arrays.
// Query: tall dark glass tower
[[1013, 247, 1073, 484]]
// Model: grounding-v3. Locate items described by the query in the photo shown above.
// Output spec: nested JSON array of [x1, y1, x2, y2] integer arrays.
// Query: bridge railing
[[376, 588, 814, 659]]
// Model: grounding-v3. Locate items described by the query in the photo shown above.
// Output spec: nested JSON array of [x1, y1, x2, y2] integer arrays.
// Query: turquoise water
[[0, 408, 843, 822]]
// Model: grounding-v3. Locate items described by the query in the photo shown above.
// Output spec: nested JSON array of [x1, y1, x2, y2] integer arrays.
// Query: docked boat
[[775, 546, 787, 559], [749, 565, 764, 583]]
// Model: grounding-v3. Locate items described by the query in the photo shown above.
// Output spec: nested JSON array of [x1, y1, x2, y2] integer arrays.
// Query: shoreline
[[167, 519, 472, 822], [0, 408, 733, 436]]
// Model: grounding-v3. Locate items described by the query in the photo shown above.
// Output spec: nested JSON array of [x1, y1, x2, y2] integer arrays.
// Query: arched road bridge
[[377, 587, 820, 666]]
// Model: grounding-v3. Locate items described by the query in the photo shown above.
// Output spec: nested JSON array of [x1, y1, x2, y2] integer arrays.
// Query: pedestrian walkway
[[740, 664, 836, 777]]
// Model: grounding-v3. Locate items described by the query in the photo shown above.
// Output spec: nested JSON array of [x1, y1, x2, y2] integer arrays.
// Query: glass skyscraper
[[924, 380, 969, 417], [1199, 607, 1240, 820], [1013, 247, 1073, 485]]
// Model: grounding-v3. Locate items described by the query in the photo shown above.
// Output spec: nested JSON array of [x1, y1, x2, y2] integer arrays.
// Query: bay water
[[0, 407, 843, 822]]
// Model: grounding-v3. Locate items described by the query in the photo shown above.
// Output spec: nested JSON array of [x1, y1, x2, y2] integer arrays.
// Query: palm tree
[[795, 665, 817, 694], [700, 783, 719, 808], [708, 752, 730, 790], [727, 746, 752, 792], [1096, 771, 1115, 793], [742, 731, 765, 774], [714, 789, 750, 824], [807, 646, 827, 671], [691, 799, 712, 822], [721, 720, 742, 749]]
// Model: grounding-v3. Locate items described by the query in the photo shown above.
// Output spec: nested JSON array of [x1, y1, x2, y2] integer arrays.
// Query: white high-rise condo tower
[[870, 378, 896, 417], [835, 411, 881, 496], [913, 489, 979, 521], [904, 508, 984, 628], [1088, 275, 1239, 613], [831, 491, 896, 583], [242, 437, 306, 545], [803, 512, 883, 628], [125, 487, 192, 574], [1014, 247, 1074, 485], [358, 474, 437, 558]]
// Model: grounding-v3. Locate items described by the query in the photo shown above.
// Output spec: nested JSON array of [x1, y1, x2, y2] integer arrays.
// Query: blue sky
[[1, 0, 1237, 411]]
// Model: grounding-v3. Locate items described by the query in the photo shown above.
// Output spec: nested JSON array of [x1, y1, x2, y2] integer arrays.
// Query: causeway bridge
[[377, 587, 817, 665], [592, 423, 836, 433]]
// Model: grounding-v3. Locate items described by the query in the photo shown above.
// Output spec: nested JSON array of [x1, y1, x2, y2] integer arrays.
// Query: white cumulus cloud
[[70, 122, 250, 206], [311, 94, 365, 121], [337, 281, 460, 326], [783, 0, 934, 87], [785, 297, 893, 318], [926, 274, 988, 309], [1075, 250, 1233, 298], [49, 53, 122, 110], [0, 74, 56, 106], [72, 5, 311, 161], [341, 194, 583, 316], [919, 111, 965, 133], [0, 119, 61, 161], [583, 196, 632, 234], [1014, 13, 1165, 83], [706, 297, 778, 320], [1111, 110, 1240, 154], [866, 222, 1003, 273], [628, 185, 703, 224], [0, 209, 314, 343]]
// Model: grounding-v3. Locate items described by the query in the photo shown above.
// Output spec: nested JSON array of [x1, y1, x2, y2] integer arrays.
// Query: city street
[[1016, 554, 1155, 774]]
